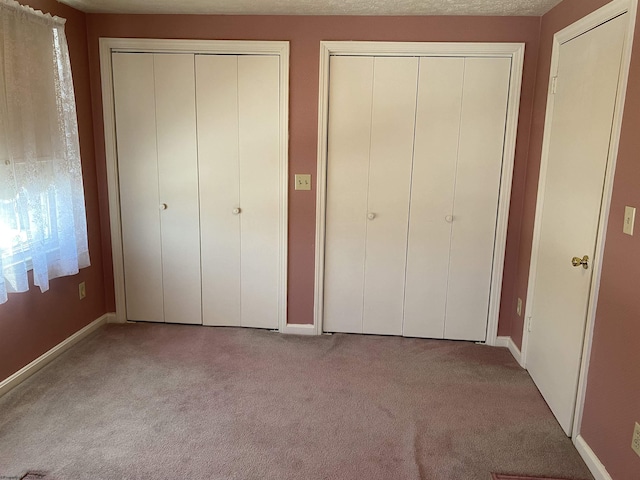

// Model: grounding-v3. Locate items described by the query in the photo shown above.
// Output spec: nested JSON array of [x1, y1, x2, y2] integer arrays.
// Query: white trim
[[99, 38, 290, 332], [281, 323, 317, 336], [0, 313, 110, 398], [314, 41, 525, 342], [574, 435, 613, 480], [520, 0, 637, 440], [495, 336, 524, 367], [315, 41, 526, 57]]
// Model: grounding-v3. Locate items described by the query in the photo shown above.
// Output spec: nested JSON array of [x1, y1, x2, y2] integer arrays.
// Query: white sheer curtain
[[0, 0, 90, 304]]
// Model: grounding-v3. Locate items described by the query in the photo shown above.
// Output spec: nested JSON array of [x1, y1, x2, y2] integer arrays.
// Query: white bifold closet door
[[323, 56, 418, 335], [404, 57, 511, 341], [113, 53, 202, 325], [323, 55, 511, 341], [196, 55, 280, 329]]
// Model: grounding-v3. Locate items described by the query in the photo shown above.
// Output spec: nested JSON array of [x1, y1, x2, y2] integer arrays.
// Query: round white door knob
[[233, 208, 241, 215], [445, 215, 454, 223], [367, 213, 376, 220], [159, 203, 167, 210]]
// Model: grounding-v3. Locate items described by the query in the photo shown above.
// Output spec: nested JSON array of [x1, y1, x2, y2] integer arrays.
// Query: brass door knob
[[571, 255, 589, 269]]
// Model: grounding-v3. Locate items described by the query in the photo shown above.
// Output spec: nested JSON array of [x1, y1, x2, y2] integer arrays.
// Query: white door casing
[[315, 42, 524, 342], [100, 39, 289, 331], [523, 11, 631, 436], [320, 45, 522, 341]]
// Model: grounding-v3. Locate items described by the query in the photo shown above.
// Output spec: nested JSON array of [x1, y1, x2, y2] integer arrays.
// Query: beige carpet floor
[[0, 323, 594, 480]]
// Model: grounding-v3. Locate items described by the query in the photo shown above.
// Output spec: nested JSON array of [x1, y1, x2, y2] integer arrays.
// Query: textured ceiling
[[56, 0, 563, 16]]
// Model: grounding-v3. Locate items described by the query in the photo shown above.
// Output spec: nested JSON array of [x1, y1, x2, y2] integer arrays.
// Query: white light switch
[[624, 206, 636, 236], [295, 174, 312, 191]]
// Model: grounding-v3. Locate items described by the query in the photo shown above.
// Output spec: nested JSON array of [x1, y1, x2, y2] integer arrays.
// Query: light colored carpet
[[0, 323, 593, 480]]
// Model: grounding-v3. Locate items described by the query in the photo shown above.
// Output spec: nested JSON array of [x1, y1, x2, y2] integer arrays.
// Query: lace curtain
[[0, 0, 90, 304]]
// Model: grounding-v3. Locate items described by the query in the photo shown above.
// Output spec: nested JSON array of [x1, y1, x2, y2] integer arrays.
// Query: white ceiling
[[56, 0, 563, 16]]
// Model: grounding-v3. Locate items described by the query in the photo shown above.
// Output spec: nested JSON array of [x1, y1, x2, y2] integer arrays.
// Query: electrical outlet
[[632, 422, 640, 458], [517, 298, 523, 317], [78, 282, 86, 300]]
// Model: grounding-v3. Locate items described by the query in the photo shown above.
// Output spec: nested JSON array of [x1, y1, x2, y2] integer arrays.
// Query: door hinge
[[527, 316, 533, 332], [551, 76, 558, 95]]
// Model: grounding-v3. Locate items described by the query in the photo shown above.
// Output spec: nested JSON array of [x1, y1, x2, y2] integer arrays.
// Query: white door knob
[[159, 203, 167, 210], [445, 215, 454, 223], [233, 208, 241, 215], [367, 213, 376, 220]]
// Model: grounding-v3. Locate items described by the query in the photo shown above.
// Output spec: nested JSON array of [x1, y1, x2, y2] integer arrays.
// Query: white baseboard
[[281, 323, 317, 335], [0, 313, 110, 398], [105, 312, 123, 323], [574, 434, 612, 480], [496, 335, 524, 367]]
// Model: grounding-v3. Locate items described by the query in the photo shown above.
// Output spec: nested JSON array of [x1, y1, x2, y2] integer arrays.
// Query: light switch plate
[[623, 206, 636, 236], [295, 174, 312, 191]]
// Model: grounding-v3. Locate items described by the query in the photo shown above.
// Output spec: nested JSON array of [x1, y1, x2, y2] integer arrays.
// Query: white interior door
[[198, 54, 281, 330], [323, 56, 417, 335], [197, 55, 242, 327], [323, 56, 373, 334], [114, 53, 201, 325], [237, 55, 281, 330], [154, 54, 202, 326], [526, 13, 628, 435], [404, 57, 510, 341], [362, 57, 418, 335], [403, 57, 464, 339], [445, 57, 511, 341], [112, 53, 164, 323]]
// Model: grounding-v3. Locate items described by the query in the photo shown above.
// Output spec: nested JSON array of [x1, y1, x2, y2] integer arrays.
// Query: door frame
[[99, 38, 290, 332], [520, 0, 637, 441], [313, 41, 525, 343]]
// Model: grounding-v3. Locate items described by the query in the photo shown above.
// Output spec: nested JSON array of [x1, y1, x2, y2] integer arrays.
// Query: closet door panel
[[238, 55, 280, 329], [154, 54, 202, 325], [112, 53, 164, 323], [403, 57, 464, 339], [323, 56, 374, 334], [445, 57, 511, 341], [196, 55, 242, 327], [363, 57, 418, 336]]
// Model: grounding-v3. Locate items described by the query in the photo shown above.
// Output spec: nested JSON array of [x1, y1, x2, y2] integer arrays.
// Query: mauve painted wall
[[0, 0, 106, 382], [516, 0, 640, 478], [86, 14, 541, 328]]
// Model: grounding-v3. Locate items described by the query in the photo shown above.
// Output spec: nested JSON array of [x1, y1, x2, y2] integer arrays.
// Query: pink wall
[[0, 0, 106, 381], [85, 14, 541, 328], [516, 0, 640, 478]]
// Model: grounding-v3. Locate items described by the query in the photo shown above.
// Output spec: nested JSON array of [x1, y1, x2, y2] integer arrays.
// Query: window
[[0, 0, 90, 304]]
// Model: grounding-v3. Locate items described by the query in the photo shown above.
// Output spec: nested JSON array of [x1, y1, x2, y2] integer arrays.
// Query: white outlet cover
[[632, 422, 640, 458], [623, 206, 636, 236]]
